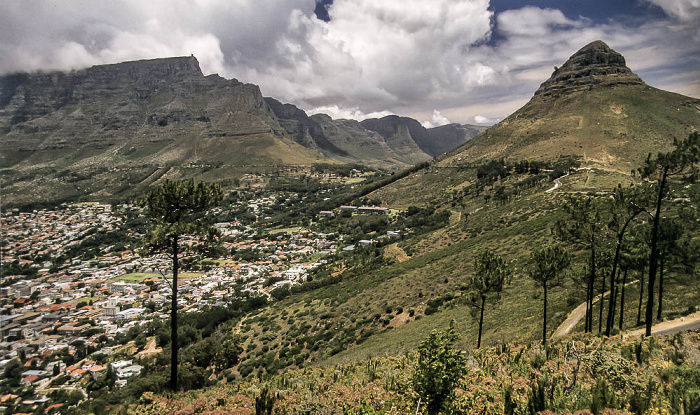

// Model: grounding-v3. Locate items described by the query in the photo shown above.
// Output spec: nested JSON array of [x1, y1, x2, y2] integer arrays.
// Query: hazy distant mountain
[[265, 99, 485, 169]]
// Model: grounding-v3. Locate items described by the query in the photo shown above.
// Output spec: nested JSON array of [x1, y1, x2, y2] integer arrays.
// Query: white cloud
[[307, 105, 394, 121], [0, 0, 697, 124], [422, 110, 452, 128], [648, 0, 700, 22], [473, 115, 500, 125]]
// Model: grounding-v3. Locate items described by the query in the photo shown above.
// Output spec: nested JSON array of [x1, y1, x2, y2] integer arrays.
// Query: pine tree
[[468, 249, 512, 348], [142, 179, 222, 391], [529, 245, 570, 344]]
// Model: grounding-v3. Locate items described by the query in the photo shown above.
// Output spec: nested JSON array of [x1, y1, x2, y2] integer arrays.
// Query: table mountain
[[0, 56, 477, 206]]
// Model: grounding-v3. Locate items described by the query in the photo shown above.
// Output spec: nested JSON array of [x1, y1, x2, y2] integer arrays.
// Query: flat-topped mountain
[[0, 56, 479, 206], [440, 40, 700, 170]]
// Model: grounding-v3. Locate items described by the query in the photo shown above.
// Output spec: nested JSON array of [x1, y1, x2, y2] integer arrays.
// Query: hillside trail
[[136, 336, 162, 358], [551, 279, 640, 340], [545, 173, 569, 193], [234, 316, 248, 334], [384, 243, 409, 263], [552, 279, 700, 339], [624, 311, 700, 337]]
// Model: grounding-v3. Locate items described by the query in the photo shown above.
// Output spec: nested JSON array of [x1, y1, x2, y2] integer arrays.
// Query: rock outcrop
[[534, 40, 644, 97]]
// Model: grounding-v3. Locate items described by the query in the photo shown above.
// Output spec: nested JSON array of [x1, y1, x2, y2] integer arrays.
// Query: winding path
[[551, 279, 699, 339], [552, 279, 639, 339], [545, 174, 568, 193], [625, 312, 700, 337]]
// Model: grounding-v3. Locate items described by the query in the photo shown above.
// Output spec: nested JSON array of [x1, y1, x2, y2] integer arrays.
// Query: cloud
[[421, 110, 452, 128], [307, 105, 393, 121], [648, 0, 700, 22], [0, 0, 697, 124], [473, 115, 500, 125]]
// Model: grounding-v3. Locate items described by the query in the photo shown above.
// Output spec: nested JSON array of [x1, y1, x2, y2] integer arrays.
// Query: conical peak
[[534, 40, 644, 97]]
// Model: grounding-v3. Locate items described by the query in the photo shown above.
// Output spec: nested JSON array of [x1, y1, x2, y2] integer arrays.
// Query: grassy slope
[[123, 332, 700, 415], [221, 164, 697, 378], [440, 85, 700, 171]]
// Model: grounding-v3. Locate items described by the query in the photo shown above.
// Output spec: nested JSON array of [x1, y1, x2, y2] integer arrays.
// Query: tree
[[604, 184, 651, 335], [412, 320, 466, 415], [638, 132, 700, 336], [142, 179, 222, 391], [656, 218, 683, 320], [3, 358, 22, 387], [529, 245, 570, 344], [618, 225, 648, 331], [555, 195, 608, 333], [468, 249, 512, 348]]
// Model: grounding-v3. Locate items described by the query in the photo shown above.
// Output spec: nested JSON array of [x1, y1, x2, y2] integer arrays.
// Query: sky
[[1, 1, 698, 127]]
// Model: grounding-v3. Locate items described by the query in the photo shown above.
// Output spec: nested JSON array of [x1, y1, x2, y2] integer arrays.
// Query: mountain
[[0, 56, 319, 167], [265, 98, 485, 168], [440, 40, 700, 172], [0, 56, 478, 206]]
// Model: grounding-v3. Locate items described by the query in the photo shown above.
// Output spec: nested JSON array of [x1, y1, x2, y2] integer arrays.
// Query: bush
[[412, 320, 466, 415]]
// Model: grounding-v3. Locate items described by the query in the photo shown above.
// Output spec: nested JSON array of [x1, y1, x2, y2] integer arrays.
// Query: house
[[70, 368, 87, 379], [21, 374, 39, 385], [319, 211, 335, 218], [358, 239, 375, 247], [114, 307, 144, 320], [115, 364, 142, 379]]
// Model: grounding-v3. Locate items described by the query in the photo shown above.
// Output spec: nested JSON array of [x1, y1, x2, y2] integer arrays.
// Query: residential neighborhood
[[0, 200, 343, 412]]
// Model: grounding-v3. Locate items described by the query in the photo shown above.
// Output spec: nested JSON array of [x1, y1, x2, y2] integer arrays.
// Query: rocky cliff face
[[0, 55, 489, 205], [267, 99, 484, 167], [0, 56, 286, 167], [534, 40, 644, 97]]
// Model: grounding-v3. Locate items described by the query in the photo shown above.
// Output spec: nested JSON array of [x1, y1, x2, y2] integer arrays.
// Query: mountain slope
[[265, 98, 485, 169], [0, 56, 483, 206], [300, 40, 700, 363], [440, 40, 700, 172]]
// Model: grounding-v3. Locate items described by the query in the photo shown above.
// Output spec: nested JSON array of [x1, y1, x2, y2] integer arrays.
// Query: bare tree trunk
[[646, 167, 668, 336], [587, 246, 596, 333], [637, 266, 645, 325], [605, 213, 639, 335], [542, 285, 548, 345], [619, 268, 628, 331], [609, 268, 620, 332], [598, 267, 605, 333], [171, 234, 179, 391], [657, 254, 665, 320], [477, 295, 485, 349]]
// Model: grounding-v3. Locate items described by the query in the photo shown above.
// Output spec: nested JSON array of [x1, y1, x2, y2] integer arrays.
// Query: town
[[0, 193, 407, 412]]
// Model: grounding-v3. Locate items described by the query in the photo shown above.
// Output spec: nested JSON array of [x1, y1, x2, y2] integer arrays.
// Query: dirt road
[[625, 311, 700, 337]]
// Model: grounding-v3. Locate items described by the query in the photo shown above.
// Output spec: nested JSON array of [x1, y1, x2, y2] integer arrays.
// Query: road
[[545, 174, 567, 193], [552, 279, 639, 340], [625, 312, 700, 337]]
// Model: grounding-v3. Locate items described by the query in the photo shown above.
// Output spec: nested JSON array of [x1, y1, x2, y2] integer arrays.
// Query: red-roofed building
[[21, 375, 39, 385], [45, 403, 64, 413]]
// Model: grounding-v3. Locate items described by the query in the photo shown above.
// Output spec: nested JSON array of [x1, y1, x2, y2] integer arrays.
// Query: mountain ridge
[[0, 56, 481, 206]]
